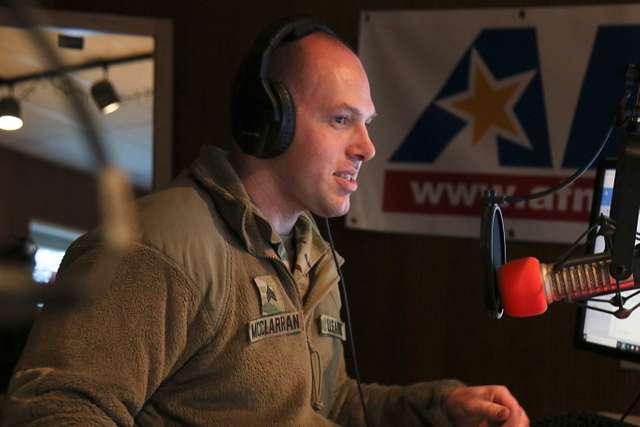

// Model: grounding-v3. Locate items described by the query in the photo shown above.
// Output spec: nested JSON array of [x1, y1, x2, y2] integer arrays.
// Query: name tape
[[248, 311, 304, 343], [319, 314, 346, 341]]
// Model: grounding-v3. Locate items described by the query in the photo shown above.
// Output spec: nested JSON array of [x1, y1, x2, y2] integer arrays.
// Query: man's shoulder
[[136, 174, 220, 236], [131, 174, 231, 287]]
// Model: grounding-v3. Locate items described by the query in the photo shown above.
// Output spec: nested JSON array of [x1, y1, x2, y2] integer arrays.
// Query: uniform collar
[[190, 145, 331, 269]]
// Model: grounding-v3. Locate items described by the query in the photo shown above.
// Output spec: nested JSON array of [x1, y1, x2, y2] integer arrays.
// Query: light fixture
[[91, 79, 120, 114], [91, 66, 120, 114], [0, 91, 23, 131], [0, 52, 153, 124], [3, 53, 150, 125]]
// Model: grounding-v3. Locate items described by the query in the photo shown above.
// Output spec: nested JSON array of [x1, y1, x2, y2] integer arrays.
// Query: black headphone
[[230, 17, 337, 158]]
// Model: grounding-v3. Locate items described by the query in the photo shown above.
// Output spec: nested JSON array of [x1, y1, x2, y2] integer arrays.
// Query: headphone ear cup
[[231, 75, 271, 158], [230, 77, 295, 158], [231, 17, 335, 158], [266, 79, 296, 157]]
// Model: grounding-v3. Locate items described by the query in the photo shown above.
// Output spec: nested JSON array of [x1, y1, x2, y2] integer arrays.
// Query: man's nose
[[349, 123, 376, 162]]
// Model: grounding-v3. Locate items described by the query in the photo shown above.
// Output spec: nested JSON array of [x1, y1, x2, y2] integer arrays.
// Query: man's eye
[[334, 116, 348, 125]]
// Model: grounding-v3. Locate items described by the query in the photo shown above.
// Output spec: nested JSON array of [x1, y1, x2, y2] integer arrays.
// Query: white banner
[[348, 6, 640, 242]]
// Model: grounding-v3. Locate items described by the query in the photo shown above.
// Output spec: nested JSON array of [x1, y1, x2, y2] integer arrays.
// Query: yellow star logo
[[437, 49, 536, 149]]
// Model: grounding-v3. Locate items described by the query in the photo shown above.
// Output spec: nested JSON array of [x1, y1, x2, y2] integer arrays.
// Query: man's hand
[[444, 385, 529, 426]]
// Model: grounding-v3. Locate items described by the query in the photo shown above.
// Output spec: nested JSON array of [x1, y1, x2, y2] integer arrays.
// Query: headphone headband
[[230, 17, 337, 158], [252, 17, 336, 79]]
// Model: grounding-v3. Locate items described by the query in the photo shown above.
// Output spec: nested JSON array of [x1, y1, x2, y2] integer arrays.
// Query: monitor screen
[[29, 221, 82, 307], [576, 159, 640, 361]]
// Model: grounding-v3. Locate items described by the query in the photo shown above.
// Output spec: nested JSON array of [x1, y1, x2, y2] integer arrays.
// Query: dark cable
[[551, 221, 602, 273], [322, 217, 370, 427], [604, 233, 626, 311], [500, 125, 614, 204], [621, 387, 640, 423]]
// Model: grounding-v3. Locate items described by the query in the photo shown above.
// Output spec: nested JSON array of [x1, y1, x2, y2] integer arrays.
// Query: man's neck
[[230, 152, 300, 235], [246, 181, 299, 234]]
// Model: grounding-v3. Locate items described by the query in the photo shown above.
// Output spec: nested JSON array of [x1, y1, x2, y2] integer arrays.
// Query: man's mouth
[[333, 172, 356, 182]]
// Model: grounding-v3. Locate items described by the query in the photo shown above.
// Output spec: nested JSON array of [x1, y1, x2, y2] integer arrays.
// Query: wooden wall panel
[[0, 145, 100, 389], [2, 0, 640, 419], [0, 148, 17, 242], [0, 146, 99, 235]]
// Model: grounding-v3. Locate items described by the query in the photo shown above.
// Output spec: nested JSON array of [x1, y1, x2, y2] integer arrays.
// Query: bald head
[[268, 33, 366, 106], [232, 26, 376, 230]]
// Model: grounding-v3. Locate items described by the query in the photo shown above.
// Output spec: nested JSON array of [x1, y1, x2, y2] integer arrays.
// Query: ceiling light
[[0, 97, 24, 131], [91, 79, 120, 114]]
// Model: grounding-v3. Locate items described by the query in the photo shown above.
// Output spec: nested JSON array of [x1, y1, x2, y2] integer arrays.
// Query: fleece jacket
[[1, 145, 463, 426]]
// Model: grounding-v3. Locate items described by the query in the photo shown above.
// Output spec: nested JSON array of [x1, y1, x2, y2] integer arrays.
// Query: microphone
[[498, 253, 638, 317]]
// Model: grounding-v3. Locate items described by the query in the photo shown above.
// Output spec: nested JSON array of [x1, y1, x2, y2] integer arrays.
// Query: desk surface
[[600, 412, 640, 426]]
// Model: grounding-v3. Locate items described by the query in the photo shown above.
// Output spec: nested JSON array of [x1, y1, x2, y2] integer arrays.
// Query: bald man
[[2, 20, 528, 427], [231, 26, 528, 427]]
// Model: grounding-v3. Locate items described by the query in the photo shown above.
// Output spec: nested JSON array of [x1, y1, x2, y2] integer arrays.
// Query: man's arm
[[326, 332, 528, 427], [1, 240, 210, 426], [328, 349, 464, 426]]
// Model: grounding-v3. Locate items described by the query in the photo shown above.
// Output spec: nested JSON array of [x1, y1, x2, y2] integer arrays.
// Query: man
[[2, 18, 528, 426]]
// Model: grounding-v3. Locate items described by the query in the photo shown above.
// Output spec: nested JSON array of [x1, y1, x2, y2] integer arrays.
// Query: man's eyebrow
[[335, 103, 378, 121]]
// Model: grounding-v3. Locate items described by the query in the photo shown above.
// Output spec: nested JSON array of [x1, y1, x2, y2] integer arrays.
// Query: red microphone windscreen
[[498, 257, 548, 317]]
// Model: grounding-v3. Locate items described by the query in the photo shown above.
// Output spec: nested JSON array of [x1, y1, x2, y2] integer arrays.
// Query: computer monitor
[[575, 158, 640, 362], [28, 220, 83, 310]]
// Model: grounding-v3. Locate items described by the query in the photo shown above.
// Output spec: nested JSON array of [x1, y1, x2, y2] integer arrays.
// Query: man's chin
[[312, 200, 350, 219]]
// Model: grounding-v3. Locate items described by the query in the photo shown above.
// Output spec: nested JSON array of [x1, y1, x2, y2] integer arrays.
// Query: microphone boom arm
[[610, 131, 640, 280], [610, 63, 640, 281]]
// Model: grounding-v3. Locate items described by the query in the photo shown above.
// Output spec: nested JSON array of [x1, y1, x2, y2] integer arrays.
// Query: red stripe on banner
[[382, 170, 594, 222]]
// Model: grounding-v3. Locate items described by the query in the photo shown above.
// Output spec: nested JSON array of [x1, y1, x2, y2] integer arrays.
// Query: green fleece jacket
[[1, 146, 462, 426]]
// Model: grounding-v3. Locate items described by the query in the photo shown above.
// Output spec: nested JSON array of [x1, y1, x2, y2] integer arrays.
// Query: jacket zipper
[[265, 254, 326, 412], [308, 340, 324, 411]]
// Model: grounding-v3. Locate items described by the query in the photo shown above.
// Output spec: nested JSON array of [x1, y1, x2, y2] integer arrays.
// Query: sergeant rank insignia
[[253, 276, 286, 316], [318, 314, 346, 341]]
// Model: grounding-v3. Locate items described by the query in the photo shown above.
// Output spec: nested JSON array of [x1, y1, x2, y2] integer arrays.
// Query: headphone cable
[[621, 386, 640, 423], [322, 217, 371, 427]]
